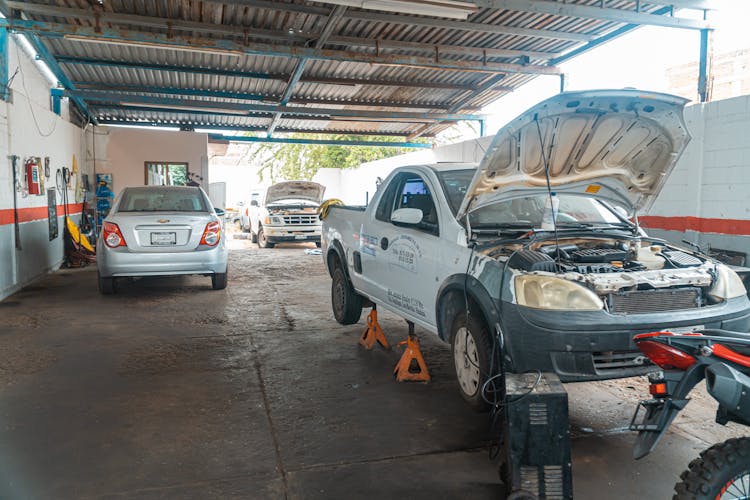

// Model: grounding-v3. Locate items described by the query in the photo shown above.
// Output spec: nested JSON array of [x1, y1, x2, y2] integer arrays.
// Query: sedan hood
[[457, 90, 691, 219], [266, 181, 325, 205]]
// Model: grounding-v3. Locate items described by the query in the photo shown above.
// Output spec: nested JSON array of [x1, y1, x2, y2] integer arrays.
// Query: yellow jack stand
[[394, 322, 431, 383], [359, 305, 390, 350]]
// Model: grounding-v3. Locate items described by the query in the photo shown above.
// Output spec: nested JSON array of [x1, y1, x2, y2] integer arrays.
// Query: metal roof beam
[[472, 0, 712, 30], [267, 5, 347, 136], [96, 120, 429, 137], [207, 134, 432, 149], [72, 91, 486, 122], [90, 104, 441, 124], [343, 10, 594, 41], [56, 56, 478, 90], [73, 82, 451, 110], [2, 19, 561, 76]]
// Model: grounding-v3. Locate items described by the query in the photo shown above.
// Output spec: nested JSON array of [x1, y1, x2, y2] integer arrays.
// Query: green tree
[[248, 134, 430, 182]]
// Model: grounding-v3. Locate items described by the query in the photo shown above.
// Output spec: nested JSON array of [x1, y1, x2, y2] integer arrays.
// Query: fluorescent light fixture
[[14, 34, 59, 87], [106, 123, 181, 132], [63, 35, 242, 58], [313, 0, 478, 19]]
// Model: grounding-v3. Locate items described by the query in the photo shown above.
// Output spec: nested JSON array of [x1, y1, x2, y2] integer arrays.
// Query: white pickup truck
[[322, 90, 750, 409], [240, 181, 325, 248]]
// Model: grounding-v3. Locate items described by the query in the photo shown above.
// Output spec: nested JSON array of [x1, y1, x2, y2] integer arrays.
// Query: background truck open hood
[[456, 90, 691, 219], [266, 181, 326, 205]]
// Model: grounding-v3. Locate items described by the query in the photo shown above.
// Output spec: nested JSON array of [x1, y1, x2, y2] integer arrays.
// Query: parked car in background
[[96, 186, 229, 294], [321, 90, 750, 409], [239, 181, 325, 248]]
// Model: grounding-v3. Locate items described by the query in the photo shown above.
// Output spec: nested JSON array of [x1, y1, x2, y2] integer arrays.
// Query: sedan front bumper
[[501, 295, 750, 381]]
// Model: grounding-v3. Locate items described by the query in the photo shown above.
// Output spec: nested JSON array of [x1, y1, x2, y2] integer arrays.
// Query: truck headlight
[[515, 275, 604, 311], [270, 216, 283, 225], [708, 264, 747, 301]]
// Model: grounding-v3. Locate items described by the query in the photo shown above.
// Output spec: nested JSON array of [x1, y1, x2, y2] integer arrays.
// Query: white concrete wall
[[316, 96, 750, 262], [89, 127, 209, 196], [313, 137, 492, 205], [645, 95, 750, 259], [0, 35, 91, 301]]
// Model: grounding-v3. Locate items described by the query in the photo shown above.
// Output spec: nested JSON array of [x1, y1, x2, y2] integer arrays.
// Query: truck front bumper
[[502, 295, 750, 381], [263, 224, 321, 243]]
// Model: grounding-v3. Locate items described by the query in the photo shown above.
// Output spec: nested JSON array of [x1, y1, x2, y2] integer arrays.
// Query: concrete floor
[[0, 233, 745, 499]]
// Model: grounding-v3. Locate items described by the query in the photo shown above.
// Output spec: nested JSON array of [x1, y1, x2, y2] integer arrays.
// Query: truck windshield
[[437, 169, 624, 229]]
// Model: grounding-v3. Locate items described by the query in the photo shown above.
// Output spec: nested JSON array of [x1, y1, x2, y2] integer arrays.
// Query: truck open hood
[[456, 90, 691, 219], [266, 181, 326, 205]]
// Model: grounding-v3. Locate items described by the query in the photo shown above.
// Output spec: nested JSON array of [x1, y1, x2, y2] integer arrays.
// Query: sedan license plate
[[151, 232, 176, 245], [294, 234, 307, 240]]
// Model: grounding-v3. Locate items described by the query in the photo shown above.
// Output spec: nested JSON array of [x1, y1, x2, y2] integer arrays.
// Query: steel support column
[[698, 28, 711, 102], [0, 27, 8, 101]]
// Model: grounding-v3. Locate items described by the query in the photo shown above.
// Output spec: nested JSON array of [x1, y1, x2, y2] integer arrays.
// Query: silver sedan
[[96, 186, 229, 294]]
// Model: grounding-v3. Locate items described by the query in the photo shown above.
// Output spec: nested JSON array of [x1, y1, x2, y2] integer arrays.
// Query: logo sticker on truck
[[388, 235, 422, 274]]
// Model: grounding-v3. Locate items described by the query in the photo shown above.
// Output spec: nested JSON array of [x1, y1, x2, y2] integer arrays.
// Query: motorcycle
[[630, 329, 750, 499]]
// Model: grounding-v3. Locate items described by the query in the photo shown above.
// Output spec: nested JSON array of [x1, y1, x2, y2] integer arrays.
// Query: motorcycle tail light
[[103, 222, 127, 248], [636, 340, 696, 370], [200, 221, 221, 246], [649, 382, 668, 397]]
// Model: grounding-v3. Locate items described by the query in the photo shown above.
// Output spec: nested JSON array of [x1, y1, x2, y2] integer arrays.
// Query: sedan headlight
[[515, 275, 604, 311], [708, 264, 747, 301]]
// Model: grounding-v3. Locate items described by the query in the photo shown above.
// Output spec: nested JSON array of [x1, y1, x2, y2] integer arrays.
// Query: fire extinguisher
[[25, 158, 41, 195]]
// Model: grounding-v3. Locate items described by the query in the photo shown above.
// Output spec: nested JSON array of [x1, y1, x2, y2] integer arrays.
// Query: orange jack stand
[[359, 305, 390, 350], [394, 322, 431, 383]]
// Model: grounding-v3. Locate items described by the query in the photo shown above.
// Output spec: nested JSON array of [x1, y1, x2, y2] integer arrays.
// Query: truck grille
[[282, 214, 318, 225], [610, 287, 701, 314], [593, 350, 652, 373]]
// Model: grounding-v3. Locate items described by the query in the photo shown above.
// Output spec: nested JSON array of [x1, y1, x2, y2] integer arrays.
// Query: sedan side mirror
[[215, 208, 225, 217], [391, 208, 423, 226], [250, 200, 259, 207]]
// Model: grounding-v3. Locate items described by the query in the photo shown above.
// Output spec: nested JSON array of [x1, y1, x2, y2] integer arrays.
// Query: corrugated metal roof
[[6, 0, 713, 140]]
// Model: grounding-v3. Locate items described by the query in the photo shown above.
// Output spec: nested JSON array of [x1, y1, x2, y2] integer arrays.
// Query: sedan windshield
[[118, 187, 208, 212], [438, 169, 625, 229]]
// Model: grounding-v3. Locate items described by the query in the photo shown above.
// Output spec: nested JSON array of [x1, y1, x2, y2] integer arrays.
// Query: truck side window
[[395, 175, 439, 236], [375, 176, 401, 223]]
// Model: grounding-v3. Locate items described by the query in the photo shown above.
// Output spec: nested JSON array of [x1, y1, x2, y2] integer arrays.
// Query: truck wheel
[[450, 310, 493, 411], [98, 272, 116, 295], [331, 266, 362, 325], [674, 437, 750, 500], [257, 226, 275, 248]]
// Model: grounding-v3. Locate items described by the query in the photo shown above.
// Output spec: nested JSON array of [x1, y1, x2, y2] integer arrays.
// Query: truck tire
[[674, 437, 750, 500], [257, 226, 275, 248], [331, 266, 362, 325], [450, 309, 493, 411], [98, 272, 116, 295]]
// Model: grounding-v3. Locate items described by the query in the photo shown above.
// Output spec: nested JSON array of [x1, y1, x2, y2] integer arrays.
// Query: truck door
[[360, 171, 440, 329]]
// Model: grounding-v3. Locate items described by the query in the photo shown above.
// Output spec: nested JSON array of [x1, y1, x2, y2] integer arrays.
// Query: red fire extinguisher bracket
[[25, 158, 41, 195]]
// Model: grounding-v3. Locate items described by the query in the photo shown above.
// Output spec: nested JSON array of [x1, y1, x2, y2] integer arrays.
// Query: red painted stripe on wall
[[0, 203, 84, 225], [640, 216, 750, 236]]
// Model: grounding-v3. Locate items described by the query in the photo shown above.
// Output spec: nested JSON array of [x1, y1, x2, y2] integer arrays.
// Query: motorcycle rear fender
[[631, 364, 706, 459]]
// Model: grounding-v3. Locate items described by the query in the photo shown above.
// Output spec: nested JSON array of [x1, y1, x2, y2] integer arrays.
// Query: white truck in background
[[240, 181, 325, 248]]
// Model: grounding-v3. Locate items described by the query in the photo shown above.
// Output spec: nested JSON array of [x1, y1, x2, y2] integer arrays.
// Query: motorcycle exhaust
[[706, 363, 750, 416]]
